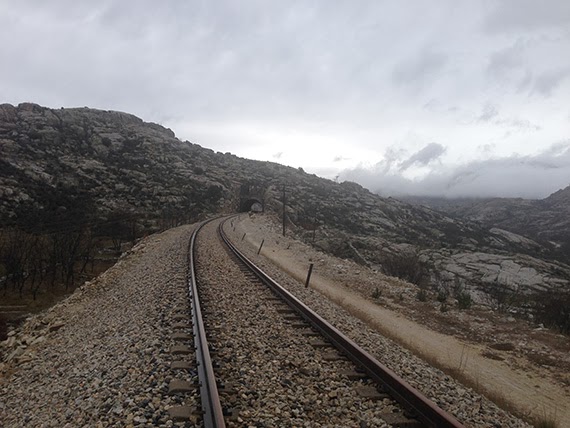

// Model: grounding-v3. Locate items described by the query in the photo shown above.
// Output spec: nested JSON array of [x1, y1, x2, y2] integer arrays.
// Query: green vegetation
[[416, 288, 428, 302], [371, 287, 382, 299], [456, 290, 473, 309]]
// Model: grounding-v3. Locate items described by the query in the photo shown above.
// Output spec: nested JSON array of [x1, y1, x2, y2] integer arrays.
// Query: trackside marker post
[[305, 263, 314, 288]]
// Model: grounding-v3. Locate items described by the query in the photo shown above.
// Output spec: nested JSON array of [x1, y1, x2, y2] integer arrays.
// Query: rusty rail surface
[[219, 219, 464, 428], [188, 221, 226, 428]]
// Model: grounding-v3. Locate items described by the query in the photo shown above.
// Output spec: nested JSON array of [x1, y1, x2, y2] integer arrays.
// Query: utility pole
[[282, 184, 286, 237]]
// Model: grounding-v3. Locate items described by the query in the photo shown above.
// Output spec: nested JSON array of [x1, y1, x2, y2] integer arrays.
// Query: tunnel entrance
[[239, 198, 263, 212], [238, 181, 266, 212]]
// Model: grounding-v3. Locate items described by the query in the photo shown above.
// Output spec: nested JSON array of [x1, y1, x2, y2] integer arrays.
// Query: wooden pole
[[282, 185, 286, 237], [305, 263, 314, 288]]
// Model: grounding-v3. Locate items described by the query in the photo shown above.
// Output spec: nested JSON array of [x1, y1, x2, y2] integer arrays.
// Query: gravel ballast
[[0, 225, 199, 428], [226, 216, 532, 428], [0, 217, 534, 427], [197, 220, 400, 427]]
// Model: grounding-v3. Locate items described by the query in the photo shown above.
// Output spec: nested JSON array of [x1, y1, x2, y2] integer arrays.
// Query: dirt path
[[236, 214, 569, 427]]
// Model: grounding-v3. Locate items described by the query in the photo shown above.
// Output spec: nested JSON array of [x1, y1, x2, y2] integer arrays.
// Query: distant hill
[[402, 187, 570, 262], [1, 102, 568, 303]]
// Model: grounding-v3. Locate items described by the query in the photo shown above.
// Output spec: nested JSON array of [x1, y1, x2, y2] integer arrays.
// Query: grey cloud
[[484, 0, 570, 33], [341, 142, 570, 199], [496, 117, 541, 133], [1, 0, 569, 202], [399, 143, 446, 171], [333, 156, 350, 162], [487, 39, 528, 78], [532, 68, 570, 97], [478, 103, 499, 122], [273, 152, 283, 159], [475, 103, 541, 133], [392, 51, 447, 87]]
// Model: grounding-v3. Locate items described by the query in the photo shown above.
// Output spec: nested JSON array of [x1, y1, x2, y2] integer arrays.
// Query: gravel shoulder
[[230, 213, 569, 427], [0, 225, 198, 428]]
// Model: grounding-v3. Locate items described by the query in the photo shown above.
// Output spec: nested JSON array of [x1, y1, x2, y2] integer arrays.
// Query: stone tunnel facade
[[239, 182, 265, 212]]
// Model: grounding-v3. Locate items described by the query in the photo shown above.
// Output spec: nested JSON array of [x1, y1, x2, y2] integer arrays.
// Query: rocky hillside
[[402, 188, 570, 264], [0, 103, 230, 228], [1, 102, 569, 303]]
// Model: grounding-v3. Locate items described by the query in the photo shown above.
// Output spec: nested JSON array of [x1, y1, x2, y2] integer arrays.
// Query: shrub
[[381, 249, 428, 286], [371, 287, 382, 299], [417, 288, 428, 302], [533, 289, 570, 335], [487, 281, 521, 312], [533, 415, 559, 428], [457, 291, 473, 309], [437, 288, 449, 303], [0, 315, 7, 341]]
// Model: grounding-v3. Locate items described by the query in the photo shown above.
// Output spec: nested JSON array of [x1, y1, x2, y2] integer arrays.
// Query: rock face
[[1, 102, 568, 301], [0, 103, 229, 225]]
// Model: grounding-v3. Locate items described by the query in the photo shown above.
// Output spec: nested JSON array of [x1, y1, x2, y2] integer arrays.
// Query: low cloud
[[478, 103, 499, 122], [333, 155, 350, 162], [398, 143, 446, 171], [392, 51, 447, 88], [532, 67, 570, 97], [341, 142, 570, 199], [484, 0, 570, 33]]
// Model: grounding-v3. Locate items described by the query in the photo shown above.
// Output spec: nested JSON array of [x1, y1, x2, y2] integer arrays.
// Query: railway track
[[182, 217, 465, 427]]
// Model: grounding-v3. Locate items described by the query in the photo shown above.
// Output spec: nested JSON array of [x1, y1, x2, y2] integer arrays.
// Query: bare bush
[[0, 314, 7, 341], [486, 279, 522, 312], [533, 289, 570, 335], [381, 249, 428, 286]]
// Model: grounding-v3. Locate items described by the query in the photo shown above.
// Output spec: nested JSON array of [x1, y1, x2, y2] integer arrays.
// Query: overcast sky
[[1, 1, 569, 198]]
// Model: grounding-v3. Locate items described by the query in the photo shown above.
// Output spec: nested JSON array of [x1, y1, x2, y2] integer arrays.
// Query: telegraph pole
[[282, 184, 286, 237]]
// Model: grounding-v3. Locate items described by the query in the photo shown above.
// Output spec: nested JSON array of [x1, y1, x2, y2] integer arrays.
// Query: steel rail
[[218, 219, 464, 428], [188, 221, 226, 428]]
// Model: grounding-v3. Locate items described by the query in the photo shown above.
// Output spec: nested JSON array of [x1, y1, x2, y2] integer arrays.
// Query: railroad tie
[[299, 329, 320, 336], [356, 385, 390, 400], [340, 369, 367, 381], [283, 314, 301, 321], [380, 412, 423, 428], [276, 308, 296, 314], [309, 339, 331, 349], [170, 361, 193, 370], [168, 379, 195, 394], [171, 345, 192, 355], [167, 406, 201, 424], [321, 351, 347, 361], [171, 332, 192, 341], [172, 322, 190, 330], [290, 322, 309, 329]]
